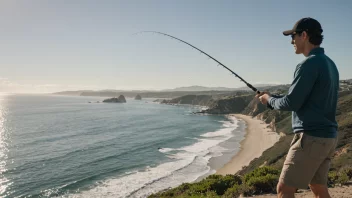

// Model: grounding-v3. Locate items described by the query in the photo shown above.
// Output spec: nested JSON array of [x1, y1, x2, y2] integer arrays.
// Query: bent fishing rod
[[134, 31, 273, 109]]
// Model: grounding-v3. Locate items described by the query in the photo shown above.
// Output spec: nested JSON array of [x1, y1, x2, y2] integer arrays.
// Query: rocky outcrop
[[242, 96, 268, 117], [161, 95, 213, 106], [103, 95, 126, 103], [118, 95, 127, 102], [135, 94, 142, 100], [201, 94, 254, 114], [153, 99, 168, 103]]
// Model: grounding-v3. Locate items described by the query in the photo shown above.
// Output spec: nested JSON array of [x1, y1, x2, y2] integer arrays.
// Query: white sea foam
[[201, 117, 238, 137], [68, 115, 240, 198], [158, 148, 175, 153], [67, 155, 196, 198], [209, 145, 229, 158]]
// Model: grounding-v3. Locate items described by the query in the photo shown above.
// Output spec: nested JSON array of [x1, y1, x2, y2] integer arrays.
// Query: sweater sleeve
[[268, 58, 318, 111], [270, 94, 284, 98]]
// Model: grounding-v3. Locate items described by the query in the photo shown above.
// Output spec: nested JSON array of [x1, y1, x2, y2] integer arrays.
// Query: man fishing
[[257, 17, 339, 198]]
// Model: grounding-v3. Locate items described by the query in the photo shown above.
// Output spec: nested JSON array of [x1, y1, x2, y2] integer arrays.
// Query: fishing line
[[133, 31, 273, 109]]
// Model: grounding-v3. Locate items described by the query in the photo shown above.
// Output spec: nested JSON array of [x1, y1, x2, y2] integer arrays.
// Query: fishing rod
[[134, 31, 273, 109]]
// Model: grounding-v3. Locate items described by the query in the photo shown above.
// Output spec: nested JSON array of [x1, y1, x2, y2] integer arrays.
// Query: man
[[256, 17, 339, 198]]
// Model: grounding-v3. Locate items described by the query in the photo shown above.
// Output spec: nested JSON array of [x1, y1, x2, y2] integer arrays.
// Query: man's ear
[[302, 31, 308, 40]]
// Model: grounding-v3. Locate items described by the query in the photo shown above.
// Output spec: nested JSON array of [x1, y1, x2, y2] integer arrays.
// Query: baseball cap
[[283, 17, 323, 36]]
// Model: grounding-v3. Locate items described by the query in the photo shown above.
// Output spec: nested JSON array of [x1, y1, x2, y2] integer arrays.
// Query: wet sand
[[216, 114, 280, 175]]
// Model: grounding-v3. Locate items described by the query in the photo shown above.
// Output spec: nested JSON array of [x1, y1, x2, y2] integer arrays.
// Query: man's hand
[[255, 91, 271, 105]]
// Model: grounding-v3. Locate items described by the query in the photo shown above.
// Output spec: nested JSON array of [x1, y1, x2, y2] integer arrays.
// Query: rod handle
[[256, 90, 274, 110]]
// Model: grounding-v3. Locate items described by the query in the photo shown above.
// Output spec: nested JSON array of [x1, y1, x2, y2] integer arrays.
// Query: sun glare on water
[[0, 94, 10, 195]]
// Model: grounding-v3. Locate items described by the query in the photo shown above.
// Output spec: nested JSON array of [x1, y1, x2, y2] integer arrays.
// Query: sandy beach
[[216, 114, 280, 175]]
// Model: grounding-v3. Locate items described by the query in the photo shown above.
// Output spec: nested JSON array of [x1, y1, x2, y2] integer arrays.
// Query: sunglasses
[[291, 31, 303, 39]]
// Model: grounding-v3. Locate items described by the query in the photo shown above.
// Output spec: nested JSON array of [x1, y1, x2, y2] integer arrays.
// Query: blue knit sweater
[[268, 47, 339, 138]]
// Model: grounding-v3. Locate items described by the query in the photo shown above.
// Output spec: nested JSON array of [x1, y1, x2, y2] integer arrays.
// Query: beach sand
[[216, 114, 280, 175]]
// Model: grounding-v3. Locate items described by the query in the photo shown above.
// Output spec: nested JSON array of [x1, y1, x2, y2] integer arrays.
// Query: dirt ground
[[243, 185, 352, 198]]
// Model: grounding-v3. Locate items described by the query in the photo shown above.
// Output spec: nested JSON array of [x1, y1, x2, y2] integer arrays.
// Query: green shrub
[[240, 167, 280, 195], [179, 191, 219, 198], [244, 166, 280, 183], [211, 175, 242, 195], [149, 167, 281, 197], [337, 173, 349, 185], [340, 165, 352, 179], [187, 174, 242, 195], [328, 170, 350, 187], [187, 183, 211, 194], [204, 191, 221, 198], [328, 171, 339, 187], [245, 174, 279, 194], [223, 184, 254, 198], [223, 184, 242, 198]]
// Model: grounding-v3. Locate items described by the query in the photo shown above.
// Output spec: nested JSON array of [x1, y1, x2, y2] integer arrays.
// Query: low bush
[[243, 166, 280, 182], [245, 174, 279, 194], [149, 165, 352, 197]]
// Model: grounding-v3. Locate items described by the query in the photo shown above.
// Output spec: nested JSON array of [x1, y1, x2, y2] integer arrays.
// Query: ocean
[[0, 94, 246, 198]]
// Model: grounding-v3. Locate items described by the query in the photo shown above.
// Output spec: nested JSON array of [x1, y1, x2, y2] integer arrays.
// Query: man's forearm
[[268, 96, 295, 111]]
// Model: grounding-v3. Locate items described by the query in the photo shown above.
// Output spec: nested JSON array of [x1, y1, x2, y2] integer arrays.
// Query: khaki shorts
[[279, 132, 337, 189]]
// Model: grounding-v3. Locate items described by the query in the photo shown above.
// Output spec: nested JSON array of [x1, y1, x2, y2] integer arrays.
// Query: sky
[[1, 0, 351, 93]]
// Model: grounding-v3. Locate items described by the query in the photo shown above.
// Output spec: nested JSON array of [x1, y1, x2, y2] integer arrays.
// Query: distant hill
[[53, 90, 93, 96], [52, 80, 350, 98], [79, 90, 239, 98], [160, 84, 279, 92], [52, 84, 281, 97], [341, 79, 352, 84], [160, 86, 237, 92]]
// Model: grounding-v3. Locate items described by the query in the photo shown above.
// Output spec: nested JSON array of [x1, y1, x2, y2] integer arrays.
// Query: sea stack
[[135, 94, 142, 100], [103, 95, 126, 103], [117, 95, 126, 102]]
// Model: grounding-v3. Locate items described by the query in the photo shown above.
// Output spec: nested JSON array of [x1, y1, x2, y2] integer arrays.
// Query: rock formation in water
[[103, 95, 126, 103], [135, 94, 142, 100]]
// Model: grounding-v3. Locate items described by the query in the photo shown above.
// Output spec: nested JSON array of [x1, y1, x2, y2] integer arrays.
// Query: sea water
[[0, 94, 246, 197]]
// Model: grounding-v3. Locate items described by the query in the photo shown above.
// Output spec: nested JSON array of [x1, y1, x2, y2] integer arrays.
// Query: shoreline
[[216, 114, 280, 175]]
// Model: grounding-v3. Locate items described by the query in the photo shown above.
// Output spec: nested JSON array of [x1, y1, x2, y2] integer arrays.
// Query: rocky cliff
[[202, 94, 254, 114], [161, 95, 214, 106]]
